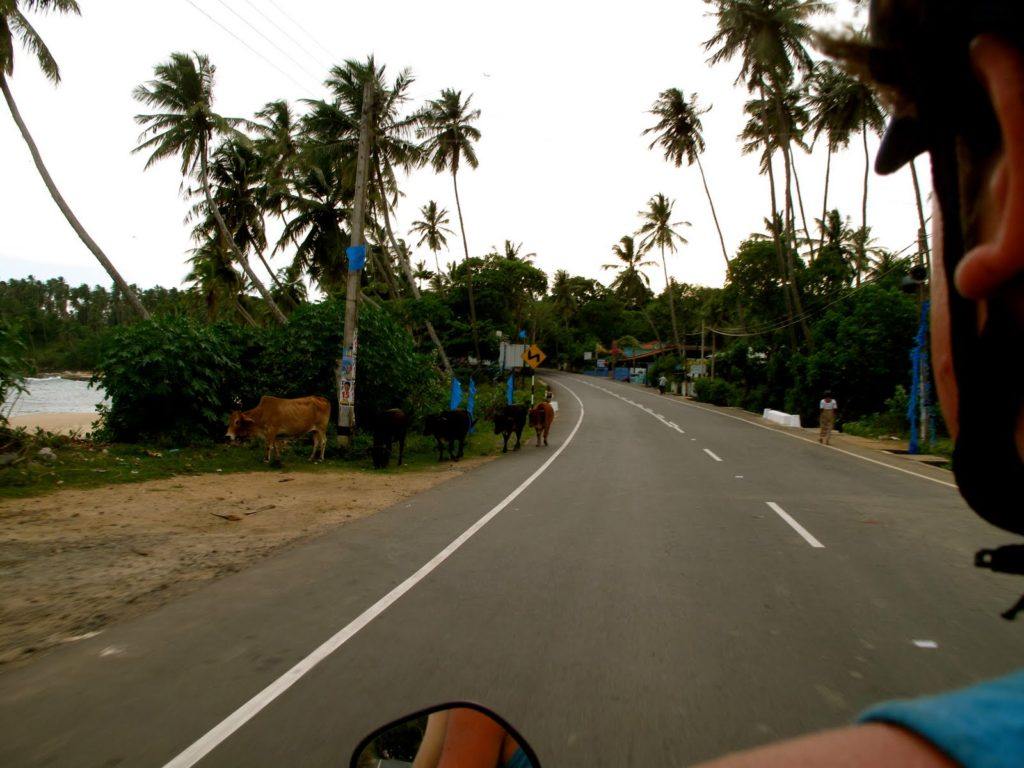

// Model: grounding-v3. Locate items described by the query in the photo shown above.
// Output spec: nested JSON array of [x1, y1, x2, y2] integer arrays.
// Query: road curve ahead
[[0, 372, 1020, 767]]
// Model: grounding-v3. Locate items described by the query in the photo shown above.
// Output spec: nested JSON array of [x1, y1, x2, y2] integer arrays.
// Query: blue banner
[[450, 378, 463, 411], [907, 300, 930, 455], [346, 244, 367, 271], [506, 374, 514, 405], [467, 378, 477, 434]]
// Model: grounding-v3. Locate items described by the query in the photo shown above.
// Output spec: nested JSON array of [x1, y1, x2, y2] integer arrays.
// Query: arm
[[412, 711, 449, 768], [694, 724, 955, 768], [436, 708, 505, 768]]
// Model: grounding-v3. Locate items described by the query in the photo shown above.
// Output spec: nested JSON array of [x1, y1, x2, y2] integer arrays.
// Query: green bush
[[694, 377, 741, 407], [94, 300, 446, 445]]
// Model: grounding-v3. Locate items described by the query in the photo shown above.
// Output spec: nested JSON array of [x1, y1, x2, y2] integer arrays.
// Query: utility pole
[[700, 320, 706, 374], [337, 81, 374, 449]]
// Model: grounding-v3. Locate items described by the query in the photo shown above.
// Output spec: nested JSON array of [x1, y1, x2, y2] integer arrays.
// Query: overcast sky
[[0, 0, 930, 294]]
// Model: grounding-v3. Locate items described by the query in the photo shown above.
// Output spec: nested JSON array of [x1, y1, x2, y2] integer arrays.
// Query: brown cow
[[529, 402, 555, 446], [226, 396, 330, 463]]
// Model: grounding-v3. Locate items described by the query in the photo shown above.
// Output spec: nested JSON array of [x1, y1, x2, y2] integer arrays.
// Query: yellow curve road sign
[[522, 344, 546, 369]]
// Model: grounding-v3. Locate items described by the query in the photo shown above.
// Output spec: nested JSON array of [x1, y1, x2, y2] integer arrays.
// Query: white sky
[[0, 0, 930, 294]]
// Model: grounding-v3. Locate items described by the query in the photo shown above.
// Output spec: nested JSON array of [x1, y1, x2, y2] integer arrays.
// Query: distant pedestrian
[[819, 390, 838, 445], [658, 375, 668, 395]]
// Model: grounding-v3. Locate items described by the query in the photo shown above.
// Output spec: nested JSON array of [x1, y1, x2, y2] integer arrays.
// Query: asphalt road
[[1, 372, 1021, 767]]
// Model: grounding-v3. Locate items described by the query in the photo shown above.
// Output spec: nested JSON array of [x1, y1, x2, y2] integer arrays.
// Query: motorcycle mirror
[[350, 702, 541, 768]]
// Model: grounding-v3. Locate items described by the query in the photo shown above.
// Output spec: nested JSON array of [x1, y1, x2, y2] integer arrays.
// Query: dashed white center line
[[766, 501, 824, 548], [703, 449, 723, 462]]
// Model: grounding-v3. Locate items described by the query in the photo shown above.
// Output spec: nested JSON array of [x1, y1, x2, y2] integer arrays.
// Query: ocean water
[[3, 376, 107, 416]]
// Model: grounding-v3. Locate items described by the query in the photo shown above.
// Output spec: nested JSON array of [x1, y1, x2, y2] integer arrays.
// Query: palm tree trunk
[[788, 144, 815, 262], [661, 245, 683, 360], [451, 171, 482, 361], [778, 138, 811, 348], [909, 159, 931, 272], [254, 248, 283, 289], [2, 75, 151, 321], [764, 150, 799, 350], [819, 147, 832, 252], [859, 120, 870, 287], [695, 155, 729, 267], [374, 175, 453, 376], [234, 297, 258, 327], [200, 150, 288, 324]]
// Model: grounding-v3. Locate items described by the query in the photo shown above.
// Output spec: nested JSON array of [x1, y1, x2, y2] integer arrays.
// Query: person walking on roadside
[[658, 374, 668, 395], [819, 390, 838, 445]]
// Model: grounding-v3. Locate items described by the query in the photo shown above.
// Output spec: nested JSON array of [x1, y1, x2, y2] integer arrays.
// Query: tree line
[[2, 0, 931, 436]]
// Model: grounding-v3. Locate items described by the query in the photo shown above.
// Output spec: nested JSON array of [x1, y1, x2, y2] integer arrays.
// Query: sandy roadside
[[8, 412, 101, 435], [0, 458, 490, 668]]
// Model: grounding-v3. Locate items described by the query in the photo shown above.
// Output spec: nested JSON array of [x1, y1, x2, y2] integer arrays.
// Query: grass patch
[[0, 427, 502, 501]]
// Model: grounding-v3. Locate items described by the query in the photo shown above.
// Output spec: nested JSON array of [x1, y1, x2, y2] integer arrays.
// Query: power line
[[212, 0, 322, 82], [182, 0, 314, 92], [263, 0, 337, 63], [238, 0, 332, 72]]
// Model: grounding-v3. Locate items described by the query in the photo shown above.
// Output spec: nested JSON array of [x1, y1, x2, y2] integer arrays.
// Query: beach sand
[[7, 412, 101, 435]]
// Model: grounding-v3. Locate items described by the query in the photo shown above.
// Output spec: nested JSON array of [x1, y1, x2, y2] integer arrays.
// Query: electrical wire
[[264, 0, 337, 62], [212, 0, 322, 82], [181, 0, 314, 92], [238, 0, 332, 71]]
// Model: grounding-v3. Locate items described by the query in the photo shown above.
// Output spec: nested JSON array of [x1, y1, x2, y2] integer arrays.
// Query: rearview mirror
[[351, 702, 540, 768]]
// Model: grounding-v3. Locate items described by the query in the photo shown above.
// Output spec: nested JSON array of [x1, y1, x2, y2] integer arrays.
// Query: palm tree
[[705, 0, 823, 346], [1, 0, 149, 319], [190, 137, 283, 289], [636, 194, 691, 357], [645, 88, 731, 268], [603, 236, 662, 346], [410, 201, 454, 277], [274, 149, 350, 295], [740, 88, 812, 343], [550, 269, 576, 331], [806, 63, 854, 250], [133, 52, 287, 323], [185, 235, 254, 325], [500, 240, 535, 262], [804, 59, 884, 269], [418, 88, 483, 361]]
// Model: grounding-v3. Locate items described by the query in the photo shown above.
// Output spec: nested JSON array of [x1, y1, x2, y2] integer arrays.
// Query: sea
[[3, 376, 107, 416]]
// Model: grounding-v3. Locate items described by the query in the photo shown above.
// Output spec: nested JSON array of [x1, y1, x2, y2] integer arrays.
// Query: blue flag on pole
[[518, 329, 527, 340], [467, 378, 476, 433], [506, 374, 514, 405], [346, 244, 367, 271], [450, 378, 463, 411]]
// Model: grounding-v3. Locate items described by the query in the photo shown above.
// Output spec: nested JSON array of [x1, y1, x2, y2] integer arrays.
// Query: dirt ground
[[0, 460, 490, 668]]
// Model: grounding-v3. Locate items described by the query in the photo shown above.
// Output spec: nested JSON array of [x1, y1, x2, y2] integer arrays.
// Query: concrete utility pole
[[337, 81, 374, 449]]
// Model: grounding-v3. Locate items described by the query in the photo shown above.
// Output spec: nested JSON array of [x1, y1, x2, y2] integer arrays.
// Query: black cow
[[423, 409, 472, 462], [371, 408, 409, 469], [493, 404, 527, 453]]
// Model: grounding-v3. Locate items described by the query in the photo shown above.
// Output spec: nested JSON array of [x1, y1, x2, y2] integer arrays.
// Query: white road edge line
[[766, 501, 825, 548], [591, 376, 956, 490], [703, 448, 723, 462], [161, 384, 588, 768]]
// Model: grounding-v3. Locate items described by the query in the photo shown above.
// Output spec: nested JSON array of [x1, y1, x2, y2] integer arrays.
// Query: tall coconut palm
[[636, 194, 691, 358], [1, 0, 149, 319], [804, 58, 884, 270], [645, 88, 731, 268], [417, 88, 483, 361], [603, 235, 662, 345], [806, 63, 854, 249], [274, 149, 350, 295], [185, 234, 254, 325], [133, 52, 287, 323], [705, 0, 823, 346], [410, 201, 453, 277], [190, 137, 283, 289]]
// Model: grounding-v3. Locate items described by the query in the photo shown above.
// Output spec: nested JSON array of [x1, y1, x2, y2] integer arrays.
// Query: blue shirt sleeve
[[859, 669, 1024, 768]]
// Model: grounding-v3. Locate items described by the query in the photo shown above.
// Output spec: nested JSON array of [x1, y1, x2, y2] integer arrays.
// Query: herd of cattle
[[225, 390, 557, 469]]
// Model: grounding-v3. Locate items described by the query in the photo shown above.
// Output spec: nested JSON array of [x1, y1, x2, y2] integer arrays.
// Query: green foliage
[[95, 299, 445, 445], [0, 320, 31, 412], [94, 317, 240, 444], [694, 377, 742, 407]]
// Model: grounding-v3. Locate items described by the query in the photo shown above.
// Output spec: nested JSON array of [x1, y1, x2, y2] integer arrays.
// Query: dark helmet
[[855, 0, 1024, 541]]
